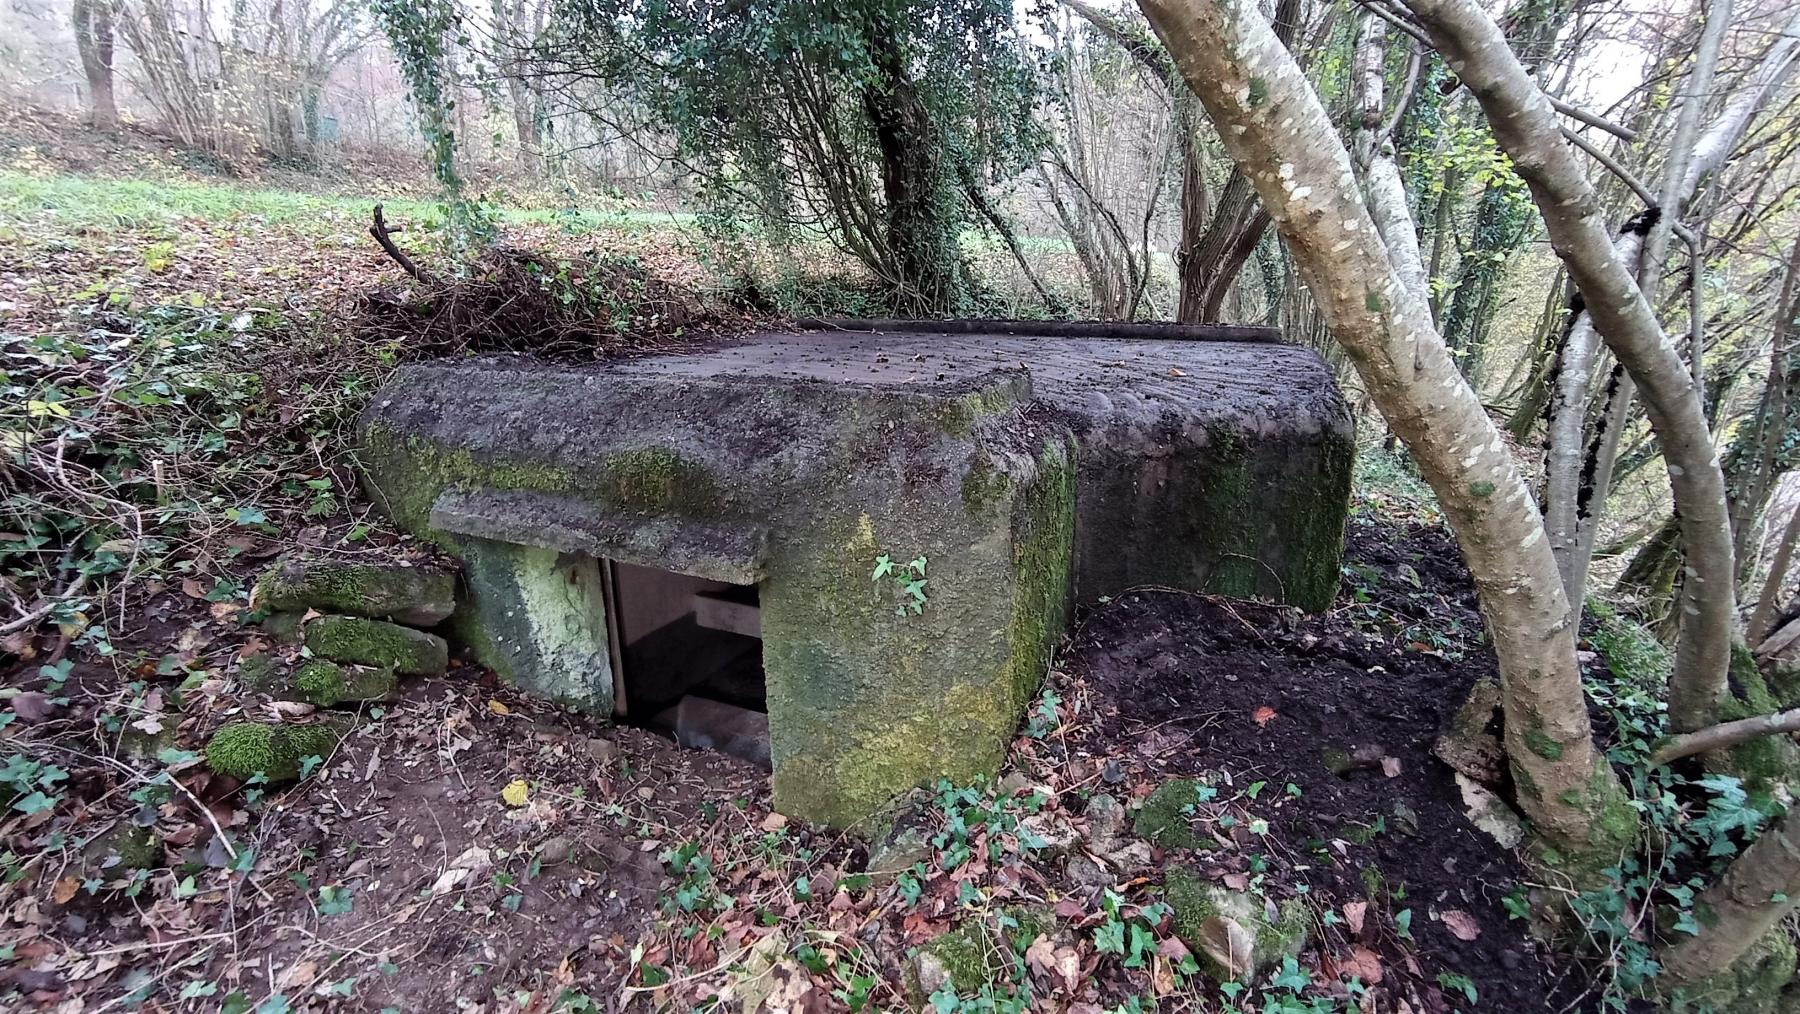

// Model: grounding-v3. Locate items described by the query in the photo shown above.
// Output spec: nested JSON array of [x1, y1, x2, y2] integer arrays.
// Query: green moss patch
[[1165, 864, 1308, 979], [255, 556, 455, 626], [304, 615, 448, 675], [1134, 779, 1205, 849], [600, 447, 718, 515], [205, 721, 344, 782]]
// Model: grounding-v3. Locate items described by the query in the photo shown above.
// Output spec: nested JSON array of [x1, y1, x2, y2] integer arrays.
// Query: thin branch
[[1651, 707, 1800, 766], [368, 204, 433, 284]]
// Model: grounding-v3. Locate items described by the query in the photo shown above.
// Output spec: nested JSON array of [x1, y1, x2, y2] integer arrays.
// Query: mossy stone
[[237, 655, 278, 693], [256, 556, 456, 626], [260, 610, 307, 644], [1134, 779, 1204, 849], [205, 721, 344, 782], [304, 615, 447, 675], [912, 906, 1053, 1000], [286, 660, 397, 706], [1165, 864, 1308, 980]]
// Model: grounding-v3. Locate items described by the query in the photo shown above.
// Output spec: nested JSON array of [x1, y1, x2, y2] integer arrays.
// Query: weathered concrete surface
[[356, 327, 1351, 826], [360, 353, 1070, 828], [584, 328, 1353, 608]]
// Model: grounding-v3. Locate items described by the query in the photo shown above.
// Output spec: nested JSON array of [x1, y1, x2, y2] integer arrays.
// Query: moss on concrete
[[255, 556, 455, 626], [450, 539, 613, 713], [960, 456, 1012, 520], [1134, 779, 1204, 849], [599, 447, 718, 515], [358, 424, 583, 535], [1001, 438, 1076, 714], [1165, 864, 1308, 979], [304, 615, 447, 675], [205, 721, 343, 782]]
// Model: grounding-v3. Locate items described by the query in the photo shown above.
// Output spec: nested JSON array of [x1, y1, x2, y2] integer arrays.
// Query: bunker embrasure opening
[[607, 561, 769, 769]]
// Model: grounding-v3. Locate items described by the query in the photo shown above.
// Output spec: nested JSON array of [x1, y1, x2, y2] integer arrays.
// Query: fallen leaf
[[487, 699, 511, 716], [502, 779, 530, 807], [1252, 706, 1277, 727], [1196, 915, 1256, 978], [10, 692, 58, 724], [1166, 367, 1187, 377], [1381, 756, 1402, 778], [50, 878, 79, 905], [1440, 909, 1481, 941], [760, 812, 788, 832], [1339, 945, 1384, 984], [1343, 900, 1368, 936], [180, 578, 207, 600]]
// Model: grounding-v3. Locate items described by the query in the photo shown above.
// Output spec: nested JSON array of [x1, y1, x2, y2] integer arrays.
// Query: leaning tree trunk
[[72, 0, 118, 130], [1402, 0, 1738, 738], [1136, 0, 1634, 869], [1661, 808, 1800, 986]]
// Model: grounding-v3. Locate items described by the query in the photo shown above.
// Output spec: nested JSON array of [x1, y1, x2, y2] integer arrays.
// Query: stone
[[259, 610, 307, 644], [995, 771, 1031, 798], [118, 722, 178, 765], [1133, 779, 1206, 849], [910, 907, 1054, 1002], [205, 721, 345, 782], [304, 615, 447, 675], [1165, 865, 1309, 981], [864, 790, 934, 884], [255, 555, 455, 626], [538, 836, 575, 866], [280, 660, 398, 707], [1084, 793, 1127, 849]]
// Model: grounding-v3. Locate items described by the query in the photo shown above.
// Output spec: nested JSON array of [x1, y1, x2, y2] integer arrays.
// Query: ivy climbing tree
[[532, 0, 1044, 314], [371, 0, 494, 254]]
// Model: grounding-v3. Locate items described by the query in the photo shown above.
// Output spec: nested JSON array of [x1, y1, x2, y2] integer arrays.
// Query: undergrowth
[[1573, 601, 1789, 1010]]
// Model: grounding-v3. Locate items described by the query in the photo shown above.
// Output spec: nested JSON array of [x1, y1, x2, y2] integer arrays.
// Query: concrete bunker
[[358, 320, 1354, 828]]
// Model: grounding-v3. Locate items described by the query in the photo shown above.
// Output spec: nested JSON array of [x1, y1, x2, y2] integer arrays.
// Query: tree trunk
[[1179, 172, 1270, 322], [1402, 0, 1737, 737], [1660, 809, 1800, 986], [72, 0, 118, 131], [861, 15, 964, 314], [1137, 0, 1634, 868]]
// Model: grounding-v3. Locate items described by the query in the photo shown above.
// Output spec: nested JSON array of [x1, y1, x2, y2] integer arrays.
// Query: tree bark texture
[[1137, 0, 1632, 864]]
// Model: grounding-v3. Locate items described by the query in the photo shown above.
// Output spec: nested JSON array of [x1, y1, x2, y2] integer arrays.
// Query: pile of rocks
[[204, 555, 456, 783]]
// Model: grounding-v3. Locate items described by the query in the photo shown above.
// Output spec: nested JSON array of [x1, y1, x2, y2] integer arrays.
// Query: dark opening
[[606, 561, 769, 768]]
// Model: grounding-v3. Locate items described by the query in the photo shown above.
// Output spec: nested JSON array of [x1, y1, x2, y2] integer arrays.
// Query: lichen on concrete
[[449, 539, 613, 712]]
